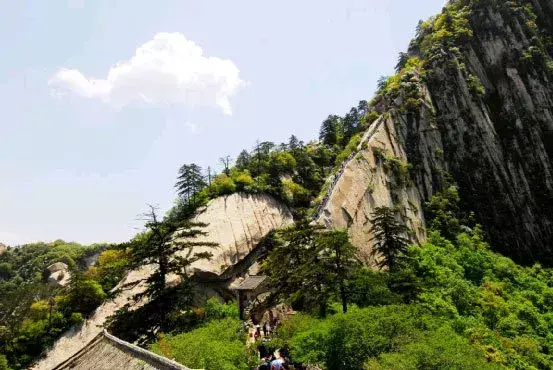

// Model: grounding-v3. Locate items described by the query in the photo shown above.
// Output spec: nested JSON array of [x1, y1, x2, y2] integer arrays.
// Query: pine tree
[[369, 206, 411, 269], [129, 205, 217, 299], [340, 108, 359, 146], [319, 115, 341, 146], [175, 163, 206, 207], [235, 150, 251, 171], [262, 221, 357, 316], [315, 230, 359, 313]]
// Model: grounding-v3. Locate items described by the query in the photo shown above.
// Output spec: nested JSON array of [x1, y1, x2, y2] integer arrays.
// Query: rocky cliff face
[[33, 193, 292, 369], [316, 116, 427, 265], [185, 193, 294, 276], [321, 0, 553, 264]]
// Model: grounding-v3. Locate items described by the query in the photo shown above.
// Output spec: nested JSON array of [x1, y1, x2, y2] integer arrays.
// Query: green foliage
[[0, 241, 111, 369], [203, 298, 239, 321], [66, 276, 106, 315], [175, 163, 206, 206], [424, 186, 463, 240], [129, 206, 216, 300], [369, 207, 411, 269], [0, 355, 9, 370], [276, 305, 428, 370], [334, 134, 361, 167], [85, 249, 129, 292], [347, 268, 402, 307], [415, 3, 473, 59], [272, 226, 553, 368], [262, 222, 359, 317], [366, 326, 500, 369], [467, 73, 485, 97], [150, 317, 249, 370], [208, 174, 237, 197]]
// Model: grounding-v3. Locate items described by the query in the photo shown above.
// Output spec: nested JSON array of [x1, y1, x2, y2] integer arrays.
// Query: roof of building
[[231, 275, 268, 291], [53, 330, 192, 370]]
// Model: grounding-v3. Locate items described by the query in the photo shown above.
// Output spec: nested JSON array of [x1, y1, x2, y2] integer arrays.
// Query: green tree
[[263, 223, 357, 316], [395, 52, 410, 72], [175, 163, 206, 207], [235, 150, 251, 171], [369, 207, 411, 269], [319, 115, 340, 147], [0, 354, 9, 370], [150, 317, 249, 370], [129, 206, 217, 299], [66, 274, 106, 315], [340, 108, 359, 147], [315, 230, 359, 313]]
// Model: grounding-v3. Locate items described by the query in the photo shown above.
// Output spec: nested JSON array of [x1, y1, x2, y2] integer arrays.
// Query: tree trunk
[[339, 281, 347, 313]]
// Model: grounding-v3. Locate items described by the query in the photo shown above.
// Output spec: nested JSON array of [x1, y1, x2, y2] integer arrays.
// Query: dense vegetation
[[0, 240, 129, 369], [149, 299, 256, 370], [257, 188, 553, 369]]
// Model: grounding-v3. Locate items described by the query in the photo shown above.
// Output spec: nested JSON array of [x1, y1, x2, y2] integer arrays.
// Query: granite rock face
[[320, 0, 553, 264], [184, 193, 294, 276], [316, 116, 427, 265]]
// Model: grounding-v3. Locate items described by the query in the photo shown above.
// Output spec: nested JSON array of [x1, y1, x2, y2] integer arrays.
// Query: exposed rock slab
[[185, 193, 294, 276], [316, 116, 426, 264]]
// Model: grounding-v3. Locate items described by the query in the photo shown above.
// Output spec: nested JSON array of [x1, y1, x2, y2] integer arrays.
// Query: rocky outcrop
[[321, 0, 553, 264], [0, 243, 6, 255], [46, 262, 70, 287], [316, 115, 427, 264], [33, 193, 292, 369], [185, 193, 294, 276]]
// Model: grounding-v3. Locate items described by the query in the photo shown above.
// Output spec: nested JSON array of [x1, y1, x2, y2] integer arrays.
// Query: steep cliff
[[321, 0, 553, 264], [32, 193, 292, 370], [316, 115, 427, 264]]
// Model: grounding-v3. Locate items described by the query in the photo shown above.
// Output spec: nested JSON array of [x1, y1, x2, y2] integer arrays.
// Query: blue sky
[[0, 0, 444, 246]]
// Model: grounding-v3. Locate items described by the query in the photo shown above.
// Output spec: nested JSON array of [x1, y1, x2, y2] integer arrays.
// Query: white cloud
[[49, 32, 245, 115]]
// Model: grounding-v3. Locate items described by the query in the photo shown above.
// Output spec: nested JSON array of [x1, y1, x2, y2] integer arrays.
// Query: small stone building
[[230, 275, 268, 320], [53, 330, 191, 370]]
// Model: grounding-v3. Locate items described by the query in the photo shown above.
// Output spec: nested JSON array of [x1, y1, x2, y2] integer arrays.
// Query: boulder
[[46, 262, 70, 287]]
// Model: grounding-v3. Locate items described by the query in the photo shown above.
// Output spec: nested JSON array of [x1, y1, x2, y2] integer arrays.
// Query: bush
[[367, 326, 501, 369], [467, 74, 485, 97], [276, 305, 429, 370], [0, 355, 10, 370], [347, 268, 402, 307], [334, 134, 362, 167], [208, 174, 237, 197], [150, 317, 249, 370], [67, 279, 106, 314], [203, 298, 239, 321]]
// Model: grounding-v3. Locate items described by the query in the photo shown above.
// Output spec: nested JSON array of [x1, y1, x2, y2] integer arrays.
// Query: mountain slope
[[322, 0, 553, 264]]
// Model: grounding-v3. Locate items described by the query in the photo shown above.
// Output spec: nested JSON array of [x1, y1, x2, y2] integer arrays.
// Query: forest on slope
[[3, 0, 553, 369]]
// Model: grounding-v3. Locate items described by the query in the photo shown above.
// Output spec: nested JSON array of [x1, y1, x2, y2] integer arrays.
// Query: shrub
[[467, 74, 485, 97], [367, 326, 501, 369], [150, 317, 249, 370], [334, 134, 362, 167], [208, 174, 237, 197], [0, 355, 9, 370]]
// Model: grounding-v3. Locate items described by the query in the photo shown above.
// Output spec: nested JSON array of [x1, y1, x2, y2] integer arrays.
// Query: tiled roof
[[231, 275, 268, 291], [53, 330, 191, 370]]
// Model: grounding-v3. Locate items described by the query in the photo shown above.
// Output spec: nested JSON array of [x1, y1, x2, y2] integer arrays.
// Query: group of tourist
[[258, 350, 288, 370]]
